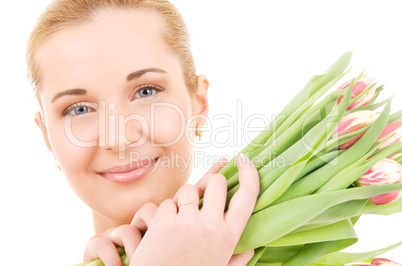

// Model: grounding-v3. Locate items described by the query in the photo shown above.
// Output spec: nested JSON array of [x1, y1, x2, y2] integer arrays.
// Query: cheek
[[68, 116, 99, 144], [152, 104, 190, 145], [51, 118, 97, 173], [47, 121, 96, 189], [151, 101, 194, 182]]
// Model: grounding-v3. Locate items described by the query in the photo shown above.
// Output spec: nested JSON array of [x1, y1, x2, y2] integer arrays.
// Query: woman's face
[[35, 9, 208, 224]]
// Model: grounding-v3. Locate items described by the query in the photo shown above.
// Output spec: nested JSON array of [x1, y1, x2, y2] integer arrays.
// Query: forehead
[[35, 9, 176, 95]]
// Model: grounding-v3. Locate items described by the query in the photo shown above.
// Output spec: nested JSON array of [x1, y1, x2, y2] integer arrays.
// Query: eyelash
[[62, 102, 96, 117], [61, 84, 164, 117], [131, 84, 164, 100]]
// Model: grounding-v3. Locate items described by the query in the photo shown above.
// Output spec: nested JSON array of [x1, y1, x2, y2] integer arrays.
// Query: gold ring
[[178, 199, 197, 208]]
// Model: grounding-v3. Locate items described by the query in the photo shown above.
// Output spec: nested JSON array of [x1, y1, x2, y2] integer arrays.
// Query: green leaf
[[226, 90, 344, 192], [268, 219, 357, 247], [346, 79, 377, 107], [226, 166, 290, 208], [325, 124, 370, 151], [235, 183, 402, 253], [295, 200, 368, 232], [246, 247, 268, 266], [283, 238, 357, 266], [227, 94, 346, 207], [318, 141, 402, 193], [251, 82, 343, 167], [314, 241, 402, 264], [368, 84, 385, 105], [298, 150, 345, 181], [359, 197, 402, 215], [258, 245, 304, 263], [220, 52, 352, 180], [278, 51, 352, 121], [389, 110, 402, 123], [345, 93, 394, 114], [254, 159, 309, 212], [69, 247, 128, 266], [274, 102, 391, 205]]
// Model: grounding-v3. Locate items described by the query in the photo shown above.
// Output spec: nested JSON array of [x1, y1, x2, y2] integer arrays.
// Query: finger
[[83, 237, 123, 266], [110, 225, 142, 260], [174, 184, 200, 215], [195, 157, 228, 198], [225, 153, 259, 237], [131, 202, 158, 232], [153, 199, 178, 219], [200, 173, 227, 220], [228, 250, 255, 266]]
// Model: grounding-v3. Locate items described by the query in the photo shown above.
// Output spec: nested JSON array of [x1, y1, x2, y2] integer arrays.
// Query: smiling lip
[[98, 157, 158, 184]]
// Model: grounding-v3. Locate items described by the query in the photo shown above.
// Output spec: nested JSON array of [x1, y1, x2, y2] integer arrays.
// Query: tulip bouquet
[[73, 52, 402, 266], [225, 52, 402, 265]]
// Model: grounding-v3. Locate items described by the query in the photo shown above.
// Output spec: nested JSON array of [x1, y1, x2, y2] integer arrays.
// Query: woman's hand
[[130, 153, 259, 266], [83, 224, 142, 266]]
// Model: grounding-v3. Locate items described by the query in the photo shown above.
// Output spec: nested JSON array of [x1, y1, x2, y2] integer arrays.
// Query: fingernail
[[214, 157, 228, 168], [238, 153, 248, 159], [236, 153, 247, 165]]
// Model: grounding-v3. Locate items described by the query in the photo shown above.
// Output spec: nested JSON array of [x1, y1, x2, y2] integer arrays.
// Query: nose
[[98, 101, 149, 153]]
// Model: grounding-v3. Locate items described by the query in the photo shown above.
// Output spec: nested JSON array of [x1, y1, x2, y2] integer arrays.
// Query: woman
[[26, 0, 259, 264]]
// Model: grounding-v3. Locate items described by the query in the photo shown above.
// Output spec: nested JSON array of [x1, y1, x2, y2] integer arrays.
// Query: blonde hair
[[26, 0, 198, 103]]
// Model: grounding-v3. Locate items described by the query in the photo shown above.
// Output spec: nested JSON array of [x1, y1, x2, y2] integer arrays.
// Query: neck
[[92, 210, 127, 233]]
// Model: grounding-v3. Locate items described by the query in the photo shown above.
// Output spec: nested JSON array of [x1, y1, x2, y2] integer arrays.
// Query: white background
[[1, 0, 401, 265]]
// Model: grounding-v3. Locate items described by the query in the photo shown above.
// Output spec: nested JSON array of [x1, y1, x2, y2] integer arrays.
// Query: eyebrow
[[126, 67, 167, 81], [51, 68, 166, 103], [51, 88, 87, 103]]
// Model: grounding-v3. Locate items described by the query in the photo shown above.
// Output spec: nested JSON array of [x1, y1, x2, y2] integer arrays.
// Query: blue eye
[[74, 106, 89, 115], [73, 106, 89, 115], [136, 87, 155, 98], [63, 104, 95, 117], [133, 85, 163, 99]]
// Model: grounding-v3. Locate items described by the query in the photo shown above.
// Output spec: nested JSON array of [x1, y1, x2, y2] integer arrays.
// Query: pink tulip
[[372, 258, 402, 266], [350, 258, 402, 266], [337, 76, 376, 110], [357, 158, 402, 205], [377, 121, 402, 150], [370, 190, 402, 205], [333, 110, 377, 149], [358, 158, 402, 186]]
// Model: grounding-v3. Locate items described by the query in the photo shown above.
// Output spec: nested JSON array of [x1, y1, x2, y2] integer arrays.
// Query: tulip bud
[[333, 110, 377, 149], [351, 258, 402, 266], [358, 158, 402, 186], [370, 190, 402, 205], [337, 76, 376, 110], [357, 158, 402, 205], [377, 121, 402, 150], [372, 258, 402, 266]]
